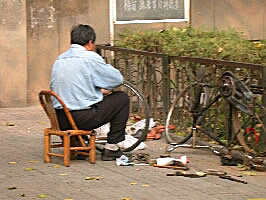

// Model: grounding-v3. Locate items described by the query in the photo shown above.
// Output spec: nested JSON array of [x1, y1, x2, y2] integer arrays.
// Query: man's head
[[71, 24, 96, 49]]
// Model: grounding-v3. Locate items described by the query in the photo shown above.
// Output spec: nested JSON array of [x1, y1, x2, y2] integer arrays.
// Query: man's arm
[[91, 53, 124, 90]]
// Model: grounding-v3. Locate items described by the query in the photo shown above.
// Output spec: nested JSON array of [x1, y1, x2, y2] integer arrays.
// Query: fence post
[[162, 55, 170, 122], [263, 67, 266, 153]]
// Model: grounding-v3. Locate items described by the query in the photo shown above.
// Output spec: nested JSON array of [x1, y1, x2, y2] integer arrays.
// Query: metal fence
[[96, 44, 266, 151]]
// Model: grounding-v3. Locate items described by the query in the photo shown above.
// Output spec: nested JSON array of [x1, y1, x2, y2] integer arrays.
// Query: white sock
[[104, 143, 119, 151]]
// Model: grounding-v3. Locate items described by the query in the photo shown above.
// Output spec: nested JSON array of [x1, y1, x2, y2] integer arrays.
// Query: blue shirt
[[50, 44, 123, 110]]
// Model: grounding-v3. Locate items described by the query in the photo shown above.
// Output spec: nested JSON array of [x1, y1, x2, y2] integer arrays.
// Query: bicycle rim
[[117, 80, 150, 152], [165, 85, 194, 144]]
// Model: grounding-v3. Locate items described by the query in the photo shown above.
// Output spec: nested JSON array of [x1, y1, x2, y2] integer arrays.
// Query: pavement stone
[[0, 105, 266, 200]]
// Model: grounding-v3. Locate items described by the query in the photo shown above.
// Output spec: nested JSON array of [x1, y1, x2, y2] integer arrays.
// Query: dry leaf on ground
[[6, 122, 15, 126], [37, 194, 48, 198], [24, 168, 34, 171]]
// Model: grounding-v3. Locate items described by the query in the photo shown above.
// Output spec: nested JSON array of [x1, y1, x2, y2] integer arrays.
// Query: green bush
[[115, 26, 266, 65]]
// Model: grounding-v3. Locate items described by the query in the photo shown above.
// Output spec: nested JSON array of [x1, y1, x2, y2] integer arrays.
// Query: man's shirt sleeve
[[91, 54, 124, 90]]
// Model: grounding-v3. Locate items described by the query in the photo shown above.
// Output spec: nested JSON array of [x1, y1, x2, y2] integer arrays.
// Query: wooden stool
[[39, 90, 96, 167]]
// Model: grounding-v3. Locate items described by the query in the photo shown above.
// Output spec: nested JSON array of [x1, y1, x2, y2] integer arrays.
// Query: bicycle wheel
[[165, 82, 222, 145], [165, 65, 215, 145], [165, 83, 200, 144], [96, 80, 150, 152]]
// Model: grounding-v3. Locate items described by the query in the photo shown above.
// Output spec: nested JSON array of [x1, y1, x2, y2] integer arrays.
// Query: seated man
[[50, 24, 129, 161]]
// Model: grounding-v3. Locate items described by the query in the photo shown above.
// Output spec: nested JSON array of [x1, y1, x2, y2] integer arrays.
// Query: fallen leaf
[[21, 193, 25, 197], [37, 194, 48, 198], [130, 182, 137, 185], [122, 198, 133, 200], [24, 168, 34, 171], [248, 199, 266, 200], [64, 199, 73, 200], [6, 122, 15, 126], [217, 47, 223, 53], [8, 186, 17, 190], [53, 165, 61, 168], [85, 176, 102, 180], [59, 173, 68, 176], [8, 161, 16, 164], [142, 184, 150, 187], [29, 160, 39, 163], [84, 177, 94, 180], [243, 171, 256, 176]]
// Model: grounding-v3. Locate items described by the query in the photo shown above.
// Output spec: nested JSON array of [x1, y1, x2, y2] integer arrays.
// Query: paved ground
[[0, 105, 266, 200]]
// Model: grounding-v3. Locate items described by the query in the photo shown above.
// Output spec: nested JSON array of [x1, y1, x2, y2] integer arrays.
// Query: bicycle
[[165, 70, 265, 155], [95, 80, 150, 152]]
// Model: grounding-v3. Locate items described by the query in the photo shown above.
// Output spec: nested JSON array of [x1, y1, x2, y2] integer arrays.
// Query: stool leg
[[89, 135, 96, 164], [64, 134, 70, 167], [44, 133, 51, 163]]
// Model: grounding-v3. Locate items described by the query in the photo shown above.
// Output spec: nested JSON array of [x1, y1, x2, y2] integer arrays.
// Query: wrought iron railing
[[96, 44, 266, 152]]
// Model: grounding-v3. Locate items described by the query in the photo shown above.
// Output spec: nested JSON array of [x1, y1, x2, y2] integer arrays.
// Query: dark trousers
[[56, 91, 130, 144]]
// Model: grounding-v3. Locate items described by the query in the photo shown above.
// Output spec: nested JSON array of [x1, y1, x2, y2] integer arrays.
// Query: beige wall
[[26, 0, 59, 105], [88, 0, 110, 45], [26, 0, 110, 105], [0, 0, 27, 107], [0, 0, 110, 107], [27, 0, 110, 106], [190, 0, 266, 40]]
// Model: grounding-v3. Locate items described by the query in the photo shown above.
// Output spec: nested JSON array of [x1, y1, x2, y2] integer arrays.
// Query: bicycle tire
[[96, 80, 150, 152], [165, 84, 195, 144], [165, 66, 212, 145], [165, 83, 220, 146]]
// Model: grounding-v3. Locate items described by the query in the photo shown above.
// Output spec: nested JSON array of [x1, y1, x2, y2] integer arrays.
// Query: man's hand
[[101, 89, 112, 96]]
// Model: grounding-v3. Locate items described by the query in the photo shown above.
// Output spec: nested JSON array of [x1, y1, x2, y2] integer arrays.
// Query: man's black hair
[[71, 24, 96, 45]]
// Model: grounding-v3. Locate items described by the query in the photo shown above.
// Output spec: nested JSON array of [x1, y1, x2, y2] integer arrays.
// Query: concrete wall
[[26, 0, 110, 106], [190, 0, 266, 40], [26, 0, 59, 105], [0, 0, 111, 107], [0, 0, 27, 107]]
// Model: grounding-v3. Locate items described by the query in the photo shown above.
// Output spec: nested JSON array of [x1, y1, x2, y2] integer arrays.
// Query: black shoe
[[101, 148, 123, 161]]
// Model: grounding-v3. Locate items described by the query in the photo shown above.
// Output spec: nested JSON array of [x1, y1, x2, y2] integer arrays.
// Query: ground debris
[[167, 169, 248, 184], [216, 148, 266, 172]]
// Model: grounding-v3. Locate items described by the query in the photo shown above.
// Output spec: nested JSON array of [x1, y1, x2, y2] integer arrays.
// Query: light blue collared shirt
[[50, 44, 123, 110]]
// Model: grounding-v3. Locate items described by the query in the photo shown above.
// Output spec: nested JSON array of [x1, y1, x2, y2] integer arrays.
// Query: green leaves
[[115, 27, 266, 65]]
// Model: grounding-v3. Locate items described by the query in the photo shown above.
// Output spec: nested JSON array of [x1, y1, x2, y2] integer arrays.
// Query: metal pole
[[162, 55, 170, 121], [263, 67, 266, 153]]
